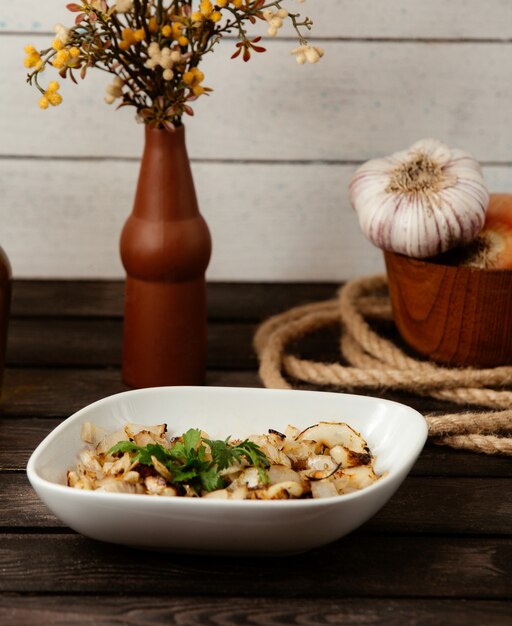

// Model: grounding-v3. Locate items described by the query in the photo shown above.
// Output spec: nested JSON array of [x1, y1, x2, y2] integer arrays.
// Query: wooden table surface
[[0, 281, 510, 625]]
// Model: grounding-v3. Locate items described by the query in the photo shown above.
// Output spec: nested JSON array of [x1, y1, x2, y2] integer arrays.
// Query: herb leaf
[[108, 429, 270, 493], [204, 436, 233, 470], [232, 439, 271, 469], [199, 466, 224, 492], [183, 428, 202, 454], [108, 441, 140, 455]]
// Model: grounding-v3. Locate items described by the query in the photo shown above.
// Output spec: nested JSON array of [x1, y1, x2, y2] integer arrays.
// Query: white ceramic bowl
[[27, 386, 427, 555]]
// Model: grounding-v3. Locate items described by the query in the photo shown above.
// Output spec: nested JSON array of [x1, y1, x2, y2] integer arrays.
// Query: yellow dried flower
[[183, 67, 206, 96], [171, 22, 189, 46], [148, 17, 158, 33], [47, 91, 63, 106], [52, 48, 70, 69], [24, 0, 321, 122], [119, 28, 138, 50], [24, 45, 43, 70], [134, 28, 145, 42], [39, 82, 62, 109], [193, 0, 222, 23]]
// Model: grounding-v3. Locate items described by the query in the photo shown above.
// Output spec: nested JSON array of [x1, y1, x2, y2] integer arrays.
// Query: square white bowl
[[27, 386, 428, 555]]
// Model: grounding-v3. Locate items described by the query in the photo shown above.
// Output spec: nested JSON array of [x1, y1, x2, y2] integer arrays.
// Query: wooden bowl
[[384, 250, 512, 367]]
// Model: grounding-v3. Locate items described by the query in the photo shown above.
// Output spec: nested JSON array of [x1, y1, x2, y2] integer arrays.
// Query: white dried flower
[[145, 44, 183, 74], [54, 23, 69, 45], [290, 44, 324, 65], [263, 9, 288, 37], [105, 76, 124, 104]]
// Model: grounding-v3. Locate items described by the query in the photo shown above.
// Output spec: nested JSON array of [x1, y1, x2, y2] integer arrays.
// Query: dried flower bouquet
[[24, 0, 323, 129]]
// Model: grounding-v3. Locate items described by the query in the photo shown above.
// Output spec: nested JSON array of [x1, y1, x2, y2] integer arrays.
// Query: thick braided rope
[[253, 275, 512, 455]]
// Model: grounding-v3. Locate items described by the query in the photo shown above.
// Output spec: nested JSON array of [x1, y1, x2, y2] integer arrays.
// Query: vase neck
[[132, 124, 199, 221]]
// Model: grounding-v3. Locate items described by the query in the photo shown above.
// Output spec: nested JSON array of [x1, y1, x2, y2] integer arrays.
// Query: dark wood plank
[[11, 280, 338, 321], [0, 368, 129, 418], [0, 596, 510, 626], [0, 475, 64, 529], [412, 444, 512, 477], [2, 474, 511, 535], [0, 534, 510, 597], [0, 368, 261, 419], [5, 319, 259, 369], [1, 279, 511, 617], [367, 476, 512, 534], [3, 317, 369, 371], [11, 281, 124, 319], [0, 418, 51, 468], [209, 283, 338, 321], [4, 317, 503, 415], [6, 319, 124, 367]]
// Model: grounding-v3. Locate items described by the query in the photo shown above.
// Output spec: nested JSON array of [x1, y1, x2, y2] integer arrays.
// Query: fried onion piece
[[69, 420, 380, 499]]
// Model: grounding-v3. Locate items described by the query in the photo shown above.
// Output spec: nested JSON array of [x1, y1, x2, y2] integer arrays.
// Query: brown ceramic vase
[[120, 125, 211, 388], [384, 250, 512, 367], [0, 246, 12, 394]]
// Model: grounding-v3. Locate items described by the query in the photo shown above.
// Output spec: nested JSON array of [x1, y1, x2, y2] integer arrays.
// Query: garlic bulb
[[349, 139, 489, 258]]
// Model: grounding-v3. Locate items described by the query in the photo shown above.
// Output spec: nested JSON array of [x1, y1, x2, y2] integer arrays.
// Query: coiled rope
[[254, 274, 512, 455]]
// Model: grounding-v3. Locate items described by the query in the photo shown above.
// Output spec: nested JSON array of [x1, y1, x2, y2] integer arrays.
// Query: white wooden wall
[[1, 0, 512, 281]]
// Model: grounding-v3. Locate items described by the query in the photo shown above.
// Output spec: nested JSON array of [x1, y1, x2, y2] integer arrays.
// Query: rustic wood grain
[[0, 357, 494, 420], [0, 280, 510, 621], [5, 319, 259, 369], [0, 368, 130, 418], [2, 159, 512, 282], [2, 474, 511, 535], [0, 534, 510, 597], [0, 364, 496, 424], [0, 158, 383, 282], [4, 314, 508, 412], [0, 596, 510, 626], [5, 0, 512, 39], [5, 2, 512, 282], [11, 280, 125, 318], [385, 251, 512, 367], [11, 280, 338, 320], [7, 38, 512, 164], [3, 317, 356, 369], [0, 368, 261, 419]]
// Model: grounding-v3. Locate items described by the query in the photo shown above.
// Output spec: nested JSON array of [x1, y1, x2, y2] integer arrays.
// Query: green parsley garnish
[[108, 428, 270, 494]]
